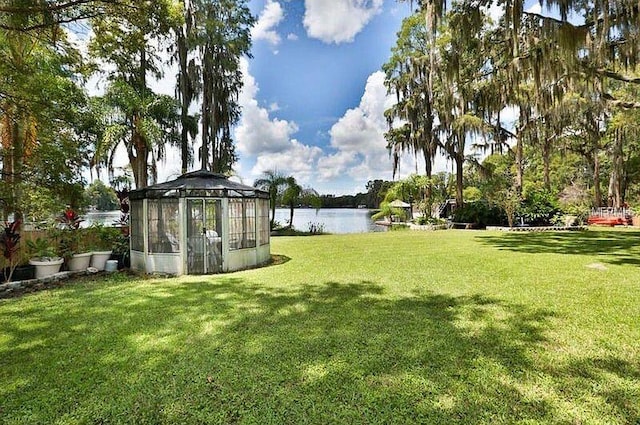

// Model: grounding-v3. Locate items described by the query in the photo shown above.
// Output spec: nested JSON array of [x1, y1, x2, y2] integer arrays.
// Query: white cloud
[[236, 58, 298, 155], [303, 0, 384, 44], [317, 71, 397, 181], [235, 65, 437, 194], [287, 33, 299, 41], [268, 102, 281, 112], [251, 140, 323, 185], [235, 58, 322, 185], [251, 0, 284, 47]]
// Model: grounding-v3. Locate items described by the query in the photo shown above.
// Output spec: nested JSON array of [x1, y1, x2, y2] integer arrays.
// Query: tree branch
[[0, 0, 122, 13], [0, 0, 136, 31], [594, 68, 640, 84], [602, 93, 640, 109]]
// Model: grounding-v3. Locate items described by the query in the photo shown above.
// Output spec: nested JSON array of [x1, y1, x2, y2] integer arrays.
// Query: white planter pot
[[67, 252, 92, 272], [29, 258, 64, 279], [90, 251, 113, 271]]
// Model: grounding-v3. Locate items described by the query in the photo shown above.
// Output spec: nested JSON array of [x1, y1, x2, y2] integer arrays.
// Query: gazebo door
[[187, 199, 222, 274]]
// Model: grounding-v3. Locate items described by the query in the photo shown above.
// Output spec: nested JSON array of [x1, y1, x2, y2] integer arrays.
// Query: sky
[[231, 0, 416, 195], [86, 0, 545, 195]]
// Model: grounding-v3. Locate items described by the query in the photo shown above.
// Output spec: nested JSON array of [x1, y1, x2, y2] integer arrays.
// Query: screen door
[[186, 199, 222, 274]]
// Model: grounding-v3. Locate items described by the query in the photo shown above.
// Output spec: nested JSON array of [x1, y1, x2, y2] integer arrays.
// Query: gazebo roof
[[389, 199, 410, 208], [130, 169, 269, 200]]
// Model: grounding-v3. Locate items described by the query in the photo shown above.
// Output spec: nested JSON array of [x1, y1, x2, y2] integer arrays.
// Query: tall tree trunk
[[131, 49, 148, 188], [455, 153, 464, 208], [542, 138, 551, 191], [270, 194, 277, 230], [1, 110, 28, 219], [178, 31, 189, 174], [130, 123, 148, 189], [201, 44, 213, 171], [607, 136, 624, 208], [515, 136, 523, 195], [593, 151, 602, 207], [288, 202, 294, 228]]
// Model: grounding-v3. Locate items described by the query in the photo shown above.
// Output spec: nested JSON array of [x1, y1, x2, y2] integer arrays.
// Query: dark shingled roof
[[130, 169, 269, 200]]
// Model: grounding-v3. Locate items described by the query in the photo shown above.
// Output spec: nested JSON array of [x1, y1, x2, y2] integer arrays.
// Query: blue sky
[[232, 0, 415, 195]]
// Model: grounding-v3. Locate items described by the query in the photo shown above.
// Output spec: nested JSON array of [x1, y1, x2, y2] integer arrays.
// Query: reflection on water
[[84, 211, 122, 227], [274, 208, 386, 234], [86, 208, 384, 234]]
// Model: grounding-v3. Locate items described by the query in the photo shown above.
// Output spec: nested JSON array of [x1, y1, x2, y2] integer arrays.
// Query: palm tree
[[93, 79, 180, 188], [254, 170, 286, 229], [281, 177, 302, 229], [88, 1, 179, 188]]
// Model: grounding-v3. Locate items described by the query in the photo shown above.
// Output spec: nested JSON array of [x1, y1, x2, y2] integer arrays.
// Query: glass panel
[[187, 199, 205, 274], [258, 198, 270, 246], [244, 199, 256, 248], [228, 199, 243, 250], [205, 200, 222, 273], [148, 199, 180, 253], [130, 200, 144, 251]]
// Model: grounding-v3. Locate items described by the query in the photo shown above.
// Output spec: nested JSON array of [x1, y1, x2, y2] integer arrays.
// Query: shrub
[[453, 200, 506, 227], [415, 216, 445, 225], [307, 222, 325, 234], [520, 188, 561, 226], [0, 220, 21, 282]]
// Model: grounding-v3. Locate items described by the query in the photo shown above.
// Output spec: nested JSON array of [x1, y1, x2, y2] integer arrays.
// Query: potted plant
[[111, 232, 130, 269], [27, 237, 64, 279], [0, 219, 21, 282], [56, 207, 91, 272], [89, 224, 116, 270]]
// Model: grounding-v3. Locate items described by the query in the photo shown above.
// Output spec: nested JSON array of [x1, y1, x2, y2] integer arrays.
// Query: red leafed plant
[[57, 206, 83, 230], [56, 206, 84, 259], [0, 219, 21, 282]]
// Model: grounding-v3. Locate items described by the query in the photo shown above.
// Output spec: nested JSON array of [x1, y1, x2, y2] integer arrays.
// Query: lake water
[[274, 208, 386, 234], [84, 211, 122, 227], [86, 208, 385, 234]]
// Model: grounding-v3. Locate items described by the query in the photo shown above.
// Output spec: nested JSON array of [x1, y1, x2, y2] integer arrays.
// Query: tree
[[254, 170, 287, 230], [281, 177, 302, 229], [88, 1, 181, 188], [604, 78, 640, 207], [384, 11, 439, 189], [0, 1, 88, 219], [195, 0, 254, 174], [85, 180, 119, 211], [399, 0, 640, 211], [0, 0, 133, 31], [366, 179, 394, 209], [92, 79, 180, 187], [436, 4, 493, 207], [172, 0, 198, 174]]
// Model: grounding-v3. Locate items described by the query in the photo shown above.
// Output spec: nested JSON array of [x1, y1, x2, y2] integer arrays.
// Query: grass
[[1, 229, 639, 424]]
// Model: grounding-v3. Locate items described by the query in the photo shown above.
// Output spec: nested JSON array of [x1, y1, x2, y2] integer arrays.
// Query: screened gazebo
[[129, 170, 271, 275]]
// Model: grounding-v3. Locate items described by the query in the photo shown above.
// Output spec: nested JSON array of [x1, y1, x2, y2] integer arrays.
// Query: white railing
[[590, 207, 633, 218]]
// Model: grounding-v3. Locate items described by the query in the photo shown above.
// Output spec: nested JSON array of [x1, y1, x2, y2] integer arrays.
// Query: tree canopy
[[0, 0, 254, 221], [385, 0, 640, 212]]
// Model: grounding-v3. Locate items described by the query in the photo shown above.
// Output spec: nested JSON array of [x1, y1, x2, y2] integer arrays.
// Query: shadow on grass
[[1, 277, 638, 424], [476, 230, 640, 266]]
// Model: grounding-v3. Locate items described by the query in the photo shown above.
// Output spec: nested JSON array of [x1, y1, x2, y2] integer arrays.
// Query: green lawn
[[1, 229, 639, 424]]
